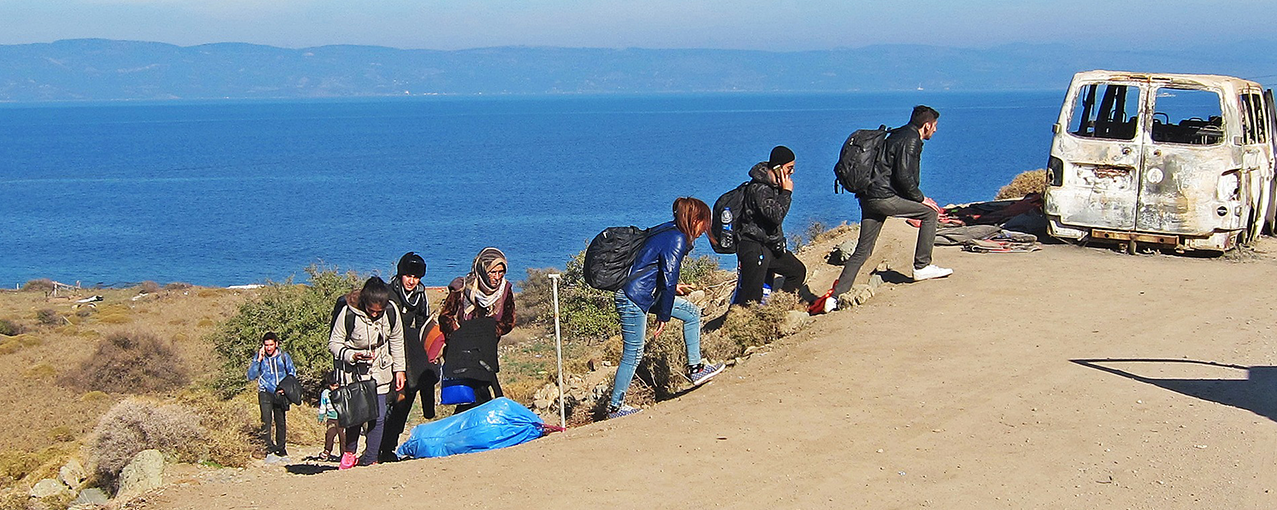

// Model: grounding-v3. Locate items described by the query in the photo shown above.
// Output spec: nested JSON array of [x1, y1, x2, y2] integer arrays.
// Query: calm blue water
[[0, 92, 1062, 288]]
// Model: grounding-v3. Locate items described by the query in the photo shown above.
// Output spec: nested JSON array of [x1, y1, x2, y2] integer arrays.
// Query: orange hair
[[672, 197, 711, 242]]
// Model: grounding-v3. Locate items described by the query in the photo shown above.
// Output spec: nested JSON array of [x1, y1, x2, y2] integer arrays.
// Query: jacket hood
[[345, 289, 367, 319], [748, 162, 776, 186]]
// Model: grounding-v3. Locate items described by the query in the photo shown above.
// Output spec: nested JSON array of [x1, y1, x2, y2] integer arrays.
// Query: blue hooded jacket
[[247, 351, 296, 393], [621, 222, 689, 322]]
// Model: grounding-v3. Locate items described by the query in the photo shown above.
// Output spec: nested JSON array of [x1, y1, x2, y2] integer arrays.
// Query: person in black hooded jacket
[[735, 145, 808, 304], [377, 252, 436, 462]]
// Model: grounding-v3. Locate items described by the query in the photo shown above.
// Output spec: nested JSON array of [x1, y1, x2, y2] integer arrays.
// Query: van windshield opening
[[1069, 83, 1140, 140], [1151, 88, 1223, 145]]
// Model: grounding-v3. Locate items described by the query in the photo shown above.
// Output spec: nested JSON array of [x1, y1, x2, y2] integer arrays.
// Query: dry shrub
[[91, 398, 205, 478], [196, 289, 221, 298], [0, 319, 23, 337], [0, 488, 24, 510], [196, 318, 214, 328], [139, 281, 161, 294], [698, 330, 740, 364], [0, 444, 74, 493], [35, 309, 60, 326], [22, 279, 54, 294], [62, 332, 189, 394], [0, 340, 17, 356], [174, 391, 257, 468], [720, 291, 799, 350], [164, 282, 193, 291], [996, 169, 1047, 200]]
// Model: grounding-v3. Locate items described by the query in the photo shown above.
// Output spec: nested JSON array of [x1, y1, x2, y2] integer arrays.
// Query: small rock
[[117, 449, 164, 497], [726, 358, 737, 367], [59, 458, 86, 489], [868, 274, 884, 289], [29, 478, 70, 499], [70, 488, 109, 507], [534, 399, 551, 410], [686, 290, 706, 304], [853, 285, 875, 305], [782, 310, 811, 335]]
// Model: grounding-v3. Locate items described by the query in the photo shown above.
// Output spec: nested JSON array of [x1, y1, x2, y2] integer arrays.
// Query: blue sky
[[0, 0, 1270, 50]]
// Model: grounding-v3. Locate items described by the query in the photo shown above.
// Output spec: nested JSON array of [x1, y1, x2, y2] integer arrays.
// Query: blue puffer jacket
[[622, 222, 689, 322]]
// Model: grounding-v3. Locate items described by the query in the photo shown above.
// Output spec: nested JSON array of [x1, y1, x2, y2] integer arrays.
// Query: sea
[[0, 91, 1063, 288]]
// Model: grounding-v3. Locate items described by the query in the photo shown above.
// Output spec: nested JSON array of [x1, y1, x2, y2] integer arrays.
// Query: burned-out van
[[1044, 70, 1277, 252]]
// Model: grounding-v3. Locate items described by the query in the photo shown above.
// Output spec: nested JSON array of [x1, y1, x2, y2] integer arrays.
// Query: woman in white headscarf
[[439, 247, 515, 413]]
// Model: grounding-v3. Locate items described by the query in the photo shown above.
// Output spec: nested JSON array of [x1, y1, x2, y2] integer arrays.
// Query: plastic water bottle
[[761, 282, 772, 305], [721, 207, 734, 251]]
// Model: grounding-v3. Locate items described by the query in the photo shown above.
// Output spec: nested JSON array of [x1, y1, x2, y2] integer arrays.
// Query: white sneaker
[[912, 264, 953, 281]]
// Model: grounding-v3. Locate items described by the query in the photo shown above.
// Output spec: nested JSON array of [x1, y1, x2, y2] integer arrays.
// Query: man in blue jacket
[[247, 331, 296, 459]]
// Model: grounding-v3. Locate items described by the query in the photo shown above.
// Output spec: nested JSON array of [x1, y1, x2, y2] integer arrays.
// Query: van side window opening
[[1242, 93, 1267, 144], [1069, 83, 1140, 140], [1150, 88, 1223, 145]]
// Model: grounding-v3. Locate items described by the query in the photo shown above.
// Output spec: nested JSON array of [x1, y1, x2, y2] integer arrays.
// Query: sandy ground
[[138, 221, 1277, 510]]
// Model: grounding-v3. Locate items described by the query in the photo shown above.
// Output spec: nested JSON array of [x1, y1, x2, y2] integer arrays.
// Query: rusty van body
[[1044, 71, 1277, 252]]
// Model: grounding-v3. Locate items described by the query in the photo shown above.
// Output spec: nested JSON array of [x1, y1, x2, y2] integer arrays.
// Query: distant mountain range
[[2, 39, 1276, 101]]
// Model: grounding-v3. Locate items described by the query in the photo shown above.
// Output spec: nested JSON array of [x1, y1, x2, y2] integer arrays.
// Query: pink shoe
[[338, 452, 356, 470]]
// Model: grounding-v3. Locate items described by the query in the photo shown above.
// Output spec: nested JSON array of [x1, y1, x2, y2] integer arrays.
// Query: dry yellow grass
[[0, 284, 251, 491]]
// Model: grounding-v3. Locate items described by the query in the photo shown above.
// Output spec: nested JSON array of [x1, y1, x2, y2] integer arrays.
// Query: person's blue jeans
[[609, 292, 703, 409], [345, 393, 387, 464]]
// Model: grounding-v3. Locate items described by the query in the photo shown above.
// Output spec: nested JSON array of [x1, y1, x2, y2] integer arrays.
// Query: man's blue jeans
[[609, 292, 703, 409]]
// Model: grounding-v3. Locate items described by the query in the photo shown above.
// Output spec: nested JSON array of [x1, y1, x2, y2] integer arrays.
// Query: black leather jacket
[[740, 162, 792, 251], [862, 123, 925, 202]]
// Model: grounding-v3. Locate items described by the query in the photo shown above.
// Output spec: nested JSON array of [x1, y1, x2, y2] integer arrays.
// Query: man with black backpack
[[829, 105, 952, 311], [735, 146, 808, 304]]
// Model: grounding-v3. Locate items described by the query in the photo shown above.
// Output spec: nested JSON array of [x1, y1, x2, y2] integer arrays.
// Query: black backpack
[[833, 125, 889, 195], [710, 182, 749, 254], [584, 226, 651, 291]]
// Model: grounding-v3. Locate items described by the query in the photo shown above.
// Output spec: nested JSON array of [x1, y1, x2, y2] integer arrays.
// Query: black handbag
[[331, 365, 379, 428]]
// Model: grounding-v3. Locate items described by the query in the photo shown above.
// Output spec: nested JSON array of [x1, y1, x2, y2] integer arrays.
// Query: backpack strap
[[344, 307, 356, 341]]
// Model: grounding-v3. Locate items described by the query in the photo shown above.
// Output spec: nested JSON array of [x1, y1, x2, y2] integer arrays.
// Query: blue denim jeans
[[345, 393, 387, 464], [609, 292, 703, 409]]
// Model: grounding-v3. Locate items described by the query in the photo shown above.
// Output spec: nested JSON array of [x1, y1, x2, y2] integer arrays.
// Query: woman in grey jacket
[[328, 276, 405, 469]]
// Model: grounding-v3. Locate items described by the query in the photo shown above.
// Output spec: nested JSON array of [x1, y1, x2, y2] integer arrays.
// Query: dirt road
[[141, 223, 1277, 510]]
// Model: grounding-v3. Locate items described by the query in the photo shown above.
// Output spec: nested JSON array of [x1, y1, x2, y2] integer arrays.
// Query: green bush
[[517, 250, 619, 341], [211, 266, 362, 398], [678, 254, 724, 286]]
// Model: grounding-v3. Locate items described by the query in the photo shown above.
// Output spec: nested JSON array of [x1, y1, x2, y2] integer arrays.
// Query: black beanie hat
[[768, 145, 795, 168], [397, 252, 426, 277]]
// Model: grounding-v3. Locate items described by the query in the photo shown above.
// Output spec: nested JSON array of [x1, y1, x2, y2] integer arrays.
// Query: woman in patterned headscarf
[[438, 247, 516, 413]]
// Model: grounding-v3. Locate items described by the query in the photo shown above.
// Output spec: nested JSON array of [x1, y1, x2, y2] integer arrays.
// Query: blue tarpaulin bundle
[[396, 397, 546, 459]]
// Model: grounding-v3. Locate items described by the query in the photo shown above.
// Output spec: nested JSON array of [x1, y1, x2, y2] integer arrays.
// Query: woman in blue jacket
[[608, 197, 726, 419]]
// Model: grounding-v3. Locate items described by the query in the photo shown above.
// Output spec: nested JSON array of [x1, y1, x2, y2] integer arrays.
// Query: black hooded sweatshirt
[[739, 162, 793, 252]]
